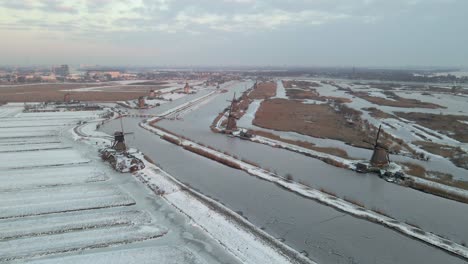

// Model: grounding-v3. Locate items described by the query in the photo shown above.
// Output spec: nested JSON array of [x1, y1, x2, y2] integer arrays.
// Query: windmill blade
[[375, 141, 389, 151], [227, 92, 237, 103], [374, 125, 382, 147]]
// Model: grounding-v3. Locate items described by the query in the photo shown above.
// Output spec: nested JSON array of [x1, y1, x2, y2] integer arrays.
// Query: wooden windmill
[[368, 125, 390, 168], [225, 93, 238, 131], [110, 118, 134, 152]]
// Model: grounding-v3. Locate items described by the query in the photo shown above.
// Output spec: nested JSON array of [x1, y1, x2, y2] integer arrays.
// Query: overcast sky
[[0, 0, 466, 67]]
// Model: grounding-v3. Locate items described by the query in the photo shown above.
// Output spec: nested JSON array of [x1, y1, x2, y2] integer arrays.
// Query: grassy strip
[[363, 107, 396, 119], [407, 181, 468, 204], [249, 129, 350, 159], [161, 135, 181, 145], [248, 81, 277, 99], [413, 141, 468, 170], [401, 162, 468, 203], [402, 162, 468, 190], [182, 145, 242, 169]]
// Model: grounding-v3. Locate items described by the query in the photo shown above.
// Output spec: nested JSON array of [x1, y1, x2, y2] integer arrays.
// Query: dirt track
[[0, 83, 165, 102]]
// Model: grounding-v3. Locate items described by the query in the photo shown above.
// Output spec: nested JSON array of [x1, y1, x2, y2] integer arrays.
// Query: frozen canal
[[101, 82, 468, 264], [0, 105, 245, 263]]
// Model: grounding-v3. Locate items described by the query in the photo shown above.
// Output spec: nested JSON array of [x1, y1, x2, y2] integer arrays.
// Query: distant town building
[[41, 74, 57, 82], [106, 71, 121, 79], [54, 65, 69, 77], [86, 70, 122, 81]]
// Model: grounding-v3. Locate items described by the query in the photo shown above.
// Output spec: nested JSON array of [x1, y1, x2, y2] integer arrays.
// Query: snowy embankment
[[406, 174, 468, 201], [141, 118, 468, 260], [157, 90, 218, 118]]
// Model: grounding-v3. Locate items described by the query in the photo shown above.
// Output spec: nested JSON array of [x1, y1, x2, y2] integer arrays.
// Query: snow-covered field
[[0, 107, 193, 262], [0, 108, 166, 262], [0, 149, 90, 169]]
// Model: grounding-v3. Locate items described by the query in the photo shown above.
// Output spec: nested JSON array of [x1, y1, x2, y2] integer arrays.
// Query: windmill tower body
[[226, 93, 237, 131], [184, 82, 190, 94], [370, 146, 389, 167], [370, 125, 390, 167], [110, 119, 133, 152], [231, 94, 239, 113], [112, 131, 127, 152], [226, 116, 237, 131]]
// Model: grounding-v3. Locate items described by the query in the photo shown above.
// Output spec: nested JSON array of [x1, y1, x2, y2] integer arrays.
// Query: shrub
[[319, 188, 337, 196], [161, 135, 180, 145], [183, 145, 242, 169]]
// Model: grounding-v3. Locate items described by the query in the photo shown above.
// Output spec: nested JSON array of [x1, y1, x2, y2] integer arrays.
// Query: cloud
[[1, 0, 78, 13], [0, 0, 460, 35], [0, 1, 37, 10], [223, 0, 255, 3], [86, 0, 119, 12], [171, 9, 350, 32]]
